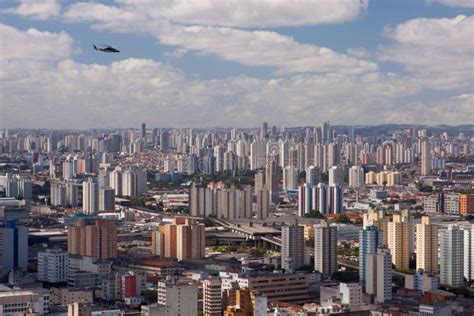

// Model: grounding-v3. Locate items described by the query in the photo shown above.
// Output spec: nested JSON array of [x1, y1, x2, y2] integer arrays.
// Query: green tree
[[304, 210, 324, 219], [334, 214, 351, 224]]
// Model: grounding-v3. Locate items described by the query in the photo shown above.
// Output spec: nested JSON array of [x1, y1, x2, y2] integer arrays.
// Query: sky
[[0, 0, 473, 129]]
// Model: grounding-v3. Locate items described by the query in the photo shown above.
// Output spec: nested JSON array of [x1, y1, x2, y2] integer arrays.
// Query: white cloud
[[3, 0, 61, 20], [383, 94, 474, 125], [426, 0, 474, 8], [63, 2, 377, 75], [115, 0, 368, 28], [378, 15, 474, 90], [0, 24, 438, 129], [0, 23, 73, 61]]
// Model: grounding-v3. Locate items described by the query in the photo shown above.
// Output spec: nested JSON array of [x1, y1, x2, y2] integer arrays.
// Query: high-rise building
[[387, 213, 413, 270], [141, 123, 146, 141], [265, 160, 280, 204], [121, 166, 147, 197], [37, 248, 69, 283], [348, 166, 364, 189], [99, 187, 115, 211], [366, 248, 392, 303], [421, 139, 431, 176], [157, 277, 198, 316], [283, 166, 298, 191], [460, 194, 474, 215], [82, 178, 98, 215], [160, 130, 170, 151], [440, 225, 464, 287], [328, 165, 343, 186], [314, 221, 337, 276], [312, 183, 328, 214], [306, 165, 320, 186], [359, 226, 382, 289], [298, 183, 312, 217], [160, 218, 205, 261], [255, 188, 269, 220], [203, 278, 222, 316], [416, 216, 438, 273], [151, 227, 165, 257], [281, 220, 305, 271], [0, 220, 28, 276], [328, 184, 343, 214], [464, 224, 474, 281], [67, 220, 117, 260]]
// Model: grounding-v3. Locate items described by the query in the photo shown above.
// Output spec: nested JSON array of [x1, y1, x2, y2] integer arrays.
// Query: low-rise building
[[0, 289, 49, 315]]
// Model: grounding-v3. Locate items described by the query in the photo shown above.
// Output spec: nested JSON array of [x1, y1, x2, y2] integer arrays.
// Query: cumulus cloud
[[0, 57, 426, 129], [0, 23, 72, 61], [426, 0, 474, 8], [63, 2, 376, 75], [383, 94, 474, 125], [3, 0, 61, 20], [378, 15, 474, 90], [0, 24, 437, 129], [115, 0, 368, 28]]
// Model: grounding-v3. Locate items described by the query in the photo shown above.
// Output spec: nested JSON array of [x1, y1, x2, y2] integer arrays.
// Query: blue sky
[[0, 0, 473, 128]]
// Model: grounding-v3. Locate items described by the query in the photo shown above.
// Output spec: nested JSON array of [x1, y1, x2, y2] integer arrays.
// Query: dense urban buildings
[[0, 121, 473, 315]]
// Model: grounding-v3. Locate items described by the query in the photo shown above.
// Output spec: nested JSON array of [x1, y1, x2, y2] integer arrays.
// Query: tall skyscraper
[[0, 219, 28, 276], [349, 166, 364, 189], [298, 183, 312, 217], [141, 123, 146, 142], [256, 188, 269, 220], [421, 139, 431, 176], [387, 213, 413, 270], [283, 165, 298, 191], [464, 224, 474, 281], [359, 226, 382, 289], [416, 216, 439, 273], [306, 165, 320, 186], [314, 221, 337, 276], [366, 248, 392, 303], [99, 187, 115, 211], [328, 184, 343, 214], [67, 220, 117, 260], [440, 225, 464, 287], [281, 220, 305, 271], [265, 159, 280, 204], [328, 165, 343, 186], [312, 183, 328, 214], [82, 178, 98, 215], [160, 130, 170, 151]]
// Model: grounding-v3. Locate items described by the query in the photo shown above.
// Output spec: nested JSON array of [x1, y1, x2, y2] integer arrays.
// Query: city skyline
[[1, 0, 473, 129]]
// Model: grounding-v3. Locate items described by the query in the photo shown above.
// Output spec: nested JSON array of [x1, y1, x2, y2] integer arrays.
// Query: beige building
[[363, 209, 389, 247], [68, 302, 91, 316], [416, 216, 439, 273], [387, 213, 413, 270], [243, 273, 311, 304], [50, 287, 93, 306]]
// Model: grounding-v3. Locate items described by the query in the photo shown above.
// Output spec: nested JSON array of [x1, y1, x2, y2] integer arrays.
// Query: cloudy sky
[[0, 0, 473, 129]]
